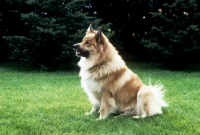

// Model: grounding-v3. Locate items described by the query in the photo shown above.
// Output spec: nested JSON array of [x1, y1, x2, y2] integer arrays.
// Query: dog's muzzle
[[73, 44, 79, 51], [73, 44, 89, 58]]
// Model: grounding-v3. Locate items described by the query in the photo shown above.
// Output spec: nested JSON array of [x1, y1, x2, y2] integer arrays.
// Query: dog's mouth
[[75, 51, 81, 55], [74, 49, 90, 58], [73, 44, 90, 58]]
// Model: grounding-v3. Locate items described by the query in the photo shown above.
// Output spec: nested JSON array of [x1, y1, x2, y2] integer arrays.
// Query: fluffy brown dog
[[73, 25, 168, 120]]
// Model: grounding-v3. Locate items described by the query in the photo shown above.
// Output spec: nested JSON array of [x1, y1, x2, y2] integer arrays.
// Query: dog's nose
[[73, 44, 79, 50]]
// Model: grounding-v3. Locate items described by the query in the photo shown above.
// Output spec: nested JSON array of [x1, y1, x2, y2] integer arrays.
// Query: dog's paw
[[133, 115, 146, 119], [96, 115, 107, 120], [85, 112, 92, 115], [96, 117, 105, 121], [95, 118, 102, 121], [133, 116, 140, 119], [141, 115, 147, 118]]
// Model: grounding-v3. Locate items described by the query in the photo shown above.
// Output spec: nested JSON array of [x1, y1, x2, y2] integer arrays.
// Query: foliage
[[0, 0, 30, 61], [85, 0, 174, 60], [1, 0, 200, 70], [3, 0, 111, 70], [141, 0, 200, 69]]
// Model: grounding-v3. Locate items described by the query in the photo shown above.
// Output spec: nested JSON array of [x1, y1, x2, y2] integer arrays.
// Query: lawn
[[0, 63, 199, 135]]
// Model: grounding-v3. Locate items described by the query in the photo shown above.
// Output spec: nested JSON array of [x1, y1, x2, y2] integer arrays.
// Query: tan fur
[[74, 25, 168, 120]]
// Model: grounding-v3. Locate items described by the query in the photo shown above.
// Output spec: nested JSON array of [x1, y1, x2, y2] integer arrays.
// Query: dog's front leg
[[97, 91, 116, 120], [86, 103, 100, 115], [85, 91, 100, 115]]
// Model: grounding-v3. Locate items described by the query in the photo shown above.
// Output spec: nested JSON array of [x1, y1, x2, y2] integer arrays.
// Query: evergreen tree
[[141, 0, 200, 69], [0, 0, 30, 61], [85, 0, 171, 60], [3, 0, 111, 69]]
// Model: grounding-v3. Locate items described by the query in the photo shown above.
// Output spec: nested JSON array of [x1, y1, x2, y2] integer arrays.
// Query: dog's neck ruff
[[78, 54, 126, 79]]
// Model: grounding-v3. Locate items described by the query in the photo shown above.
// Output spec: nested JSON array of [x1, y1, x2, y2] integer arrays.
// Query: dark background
[[0, 0, 200, 70]]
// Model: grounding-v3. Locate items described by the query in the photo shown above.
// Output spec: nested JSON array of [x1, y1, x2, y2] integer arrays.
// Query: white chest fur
[[80, 71, 101, 93]]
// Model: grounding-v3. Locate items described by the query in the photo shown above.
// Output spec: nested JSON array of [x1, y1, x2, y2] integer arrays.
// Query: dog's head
[[73, 24, 105, 58]]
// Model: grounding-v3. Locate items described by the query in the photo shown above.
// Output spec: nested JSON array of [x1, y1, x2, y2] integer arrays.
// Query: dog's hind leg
[[132, 85, 165, 119], [123, 108, 137, 116], [114, 109, 136, 118]]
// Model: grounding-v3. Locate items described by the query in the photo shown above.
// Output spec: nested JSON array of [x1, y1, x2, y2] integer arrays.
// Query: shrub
[[141, 0, 200, 69], [3, 0, 111, 70]]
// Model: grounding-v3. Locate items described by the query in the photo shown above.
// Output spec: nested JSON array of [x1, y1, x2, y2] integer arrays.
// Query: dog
[[73, 24, 168, 120]]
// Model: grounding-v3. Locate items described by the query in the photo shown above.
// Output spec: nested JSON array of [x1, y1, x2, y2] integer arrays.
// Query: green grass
[[0, 62, 200, 135]]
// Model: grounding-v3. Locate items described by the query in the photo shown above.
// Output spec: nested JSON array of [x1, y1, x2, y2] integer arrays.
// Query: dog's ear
[[96, 27, 102, 43], [86, 24, 94, 33]]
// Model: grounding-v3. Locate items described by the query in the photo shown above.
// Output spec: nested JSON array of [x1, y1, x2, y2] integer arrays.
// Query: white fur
[[79, 54, 125, 78], [133, 84, 168, 118], [78, 53, 130, 115], [78, 51, 168, 118], [77, 25, 168, 119]]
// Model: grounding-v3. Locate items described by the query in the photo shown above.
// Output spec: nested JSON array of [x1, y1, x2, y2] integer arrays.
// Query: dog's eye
[[85, 41, 92, 46], [86, 41, 90, 44]]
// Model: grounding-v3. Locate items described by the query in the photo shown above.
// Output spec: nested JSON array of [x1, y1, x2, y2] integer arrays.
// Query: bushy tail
[[134, 82, 168, 118], [148, 82, 168, 107]]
